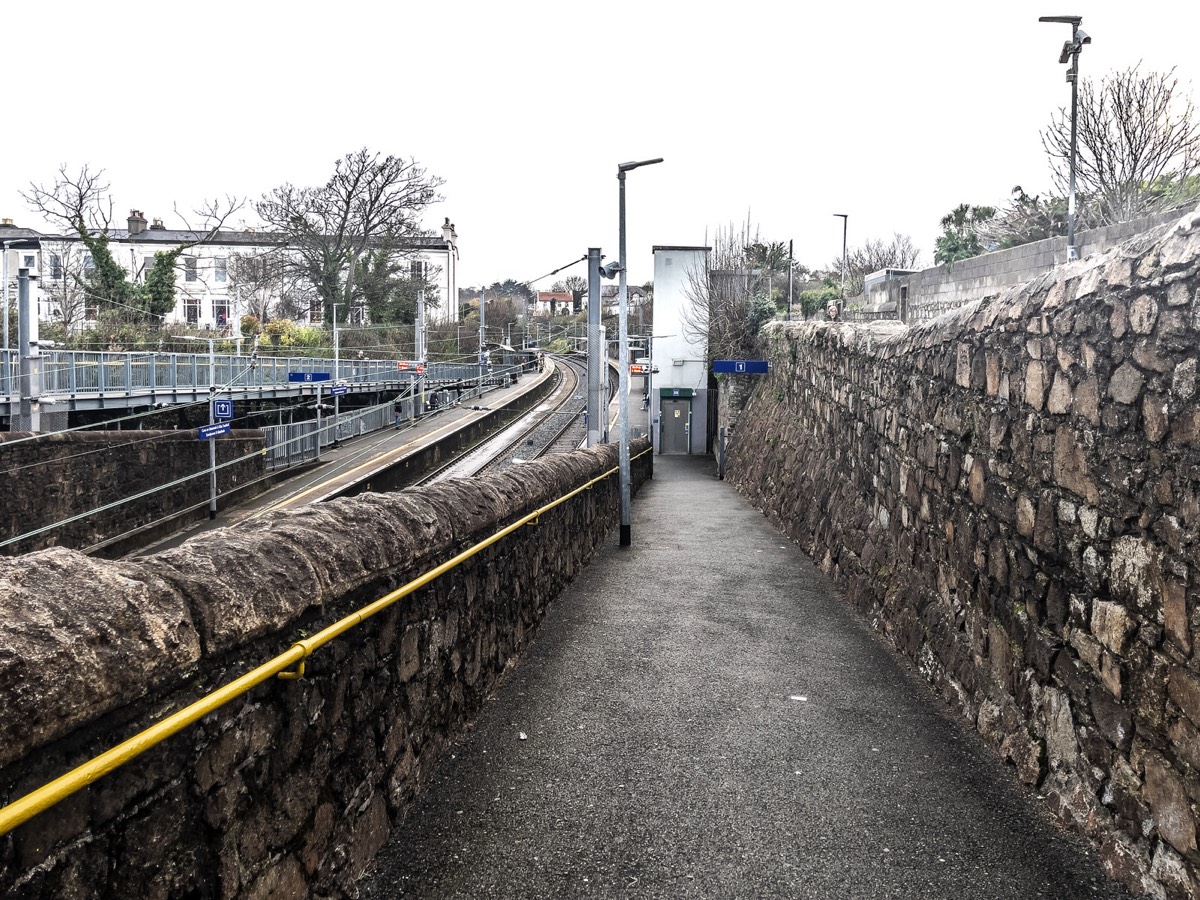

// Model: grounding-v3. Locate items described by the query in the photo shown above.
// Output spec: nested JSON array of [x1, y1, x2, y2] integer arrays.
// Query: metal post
[[1067, 27, 1081, 260], [618, 172, 631, 546], [2, 242, 10, 355], [207, 338, 216, 518], [315, 382, 322, 463], [416, 288, 426, 414], [332, 301, 340, 443], [834, 213, 848, 307], [587, 248, 602, 447], [616, 157, 663, 548], [478, 290, 486, 390], [787, 239, 794, 320], [17, 269, 40, 433], [1040, 15, 1090, 262]]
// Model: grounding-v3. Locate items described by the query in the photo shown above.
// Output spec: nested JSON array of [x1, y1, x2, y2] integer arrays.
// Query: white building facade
[[0, 214, 459, 331], [650, 245, 710, 455]]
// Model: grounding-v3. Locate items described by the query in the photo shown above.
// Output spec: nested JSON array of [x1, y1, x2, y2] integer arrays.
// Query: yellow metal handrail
[[0, 449, 649, 837]]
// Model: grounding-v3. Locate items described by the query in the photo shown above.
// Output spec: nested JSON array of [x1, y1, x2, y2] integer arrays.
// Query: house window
[[185, 257, 198, 282], [185, 296, 200, 324], [410, 260, 425, 281], [214, 299, 229, 328], [22, 254, 35, 269], [214, 257, 227, 282], [50, 254, 63, 280], [83, 253, 95, 280]]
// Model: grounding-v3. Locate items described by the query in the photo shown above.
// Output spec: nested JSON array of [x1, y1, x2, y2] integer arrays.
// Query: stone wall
[[0, 441, 651, 899], [0, 431, 266, 556], [726, 209, 1200, 898]]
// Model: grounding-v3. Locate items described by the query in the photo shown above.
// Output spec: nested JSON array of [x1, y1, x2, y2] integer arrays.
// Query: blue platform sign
[[713, 359, 770, 375], [212, 399, 233, 420], [198, 422, 231, 440], [287, 372, 332, 383], [330, 385, 348, 396]]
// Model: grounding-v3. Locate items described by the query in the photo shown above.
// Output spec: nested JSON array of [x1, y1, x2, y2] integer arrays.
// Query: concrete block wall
[[855, 207, 1193, 323], [727, 212, 1200, 897], [0, 442, 651, 899]]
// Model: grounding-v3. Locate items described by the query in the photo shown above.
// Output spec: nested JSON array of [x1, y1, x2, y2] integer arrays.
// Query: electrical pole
[[587, 248, 602, 447]]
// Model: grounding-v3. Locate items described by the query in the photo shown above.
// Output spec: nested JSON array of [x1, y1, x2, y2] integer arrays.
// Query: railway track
[[418, 354, 614, 485]]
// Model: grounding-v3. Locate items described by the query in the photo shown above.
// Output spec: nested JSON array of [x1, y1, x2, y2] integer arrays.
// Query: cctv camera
[[599, 261, 622, 279], [1075, 28, 1091, 44]]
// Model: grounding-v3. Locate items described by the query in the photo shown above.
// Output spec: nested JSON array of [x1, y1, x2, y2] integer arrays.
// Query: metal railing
[[0, 349, 486, 401], [0, 447, 651, 837]]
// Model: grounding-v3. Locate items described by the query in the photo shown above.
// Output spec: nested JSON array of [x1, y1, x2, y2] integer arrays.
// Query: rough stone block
[[1169, 665, 1200, 728], [1025, 360, 1048, 409], [1144, 752, 1198, 853], [1092, 685, 1134, 752], [1130, 294, 1160, 334], [1109, 362, 1146, 405], [1052, 428, 1101, 505], [1092, 600, 1133, 655], [1047, 372, 1074, 414]]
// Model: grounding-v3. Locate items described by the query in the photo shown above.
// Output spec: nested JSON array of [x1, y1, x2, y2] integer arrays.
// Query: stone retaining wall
[[726, 209, 1200, 897], [0, 431, 266, 556], [0, 441, 650, 898]]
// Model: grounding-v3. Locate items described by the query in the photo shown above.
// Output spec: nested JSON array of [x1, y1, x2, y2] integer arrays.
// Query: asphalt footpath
[[356, 454, 1133, 900]]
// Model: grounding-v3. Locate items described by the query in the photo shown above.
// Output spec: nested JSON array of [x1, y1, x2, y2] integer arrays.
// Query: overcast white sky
[[3, 0, 1197, 291]]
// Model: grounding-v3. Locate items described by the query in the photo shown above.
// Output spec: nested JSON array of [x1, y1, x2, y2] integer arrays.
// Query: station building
[[650, 245, 710, 454]]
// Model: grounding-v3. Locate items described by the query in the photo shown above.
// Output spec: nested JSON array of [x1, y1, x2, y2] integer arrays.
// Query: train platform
[[356, 453, 1131, 899], [137, 363, 554, 552]]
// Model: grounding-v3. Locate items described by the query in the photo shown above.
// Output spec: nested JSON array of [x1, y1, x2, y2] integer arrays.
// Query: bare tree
[[830, 233, 921, 296], [1042, 65, 1200, 224], [682, 218, 777, 362], [23, 164, 243, 320], [38, 239, 93, 331], [256, 148, 444, 321], [975, 186, 1076, 250]]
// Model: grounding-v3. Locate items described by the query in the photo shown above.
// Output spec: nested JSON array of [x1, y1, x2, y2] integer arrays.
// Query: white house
[[0, 213, 459, 330]]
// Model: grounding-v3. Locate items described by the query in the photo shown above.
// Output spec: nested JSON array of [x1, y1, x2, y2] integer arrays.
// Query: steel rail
[[471, 357, 584, 478]]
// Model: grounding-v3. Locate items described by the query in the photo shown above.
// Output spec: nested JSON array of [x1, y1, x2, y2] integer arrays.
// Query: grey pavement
[[357, 454, 1132, 899]]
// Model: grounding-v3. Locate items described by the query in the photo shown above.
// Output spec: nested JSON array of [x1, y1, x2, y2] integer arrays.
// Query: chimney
[[442, 217, 456, 243], [0, 218, 14, 228], [150, 218, 166, 230], [128, 210, 148, 235]]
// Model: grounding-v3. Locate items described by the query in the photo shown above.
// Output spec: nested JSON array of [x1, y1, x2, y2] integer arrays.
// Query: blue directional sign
[[330, 386, 348, 396], [287, 372, 332, 383], [713, 359, 770, 375], [212, 399, 233, 420], [198, 422, 231, 440]]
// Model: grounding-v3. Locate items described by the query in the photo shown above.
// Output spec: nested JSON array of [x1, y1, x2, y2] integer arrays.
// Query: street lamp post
[[617, 157, 663, 548], [833, 213, 848, 308], [478, 291, 487, 391], [1039, 15, 1091, 261], [331, 302, 341, 445]]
